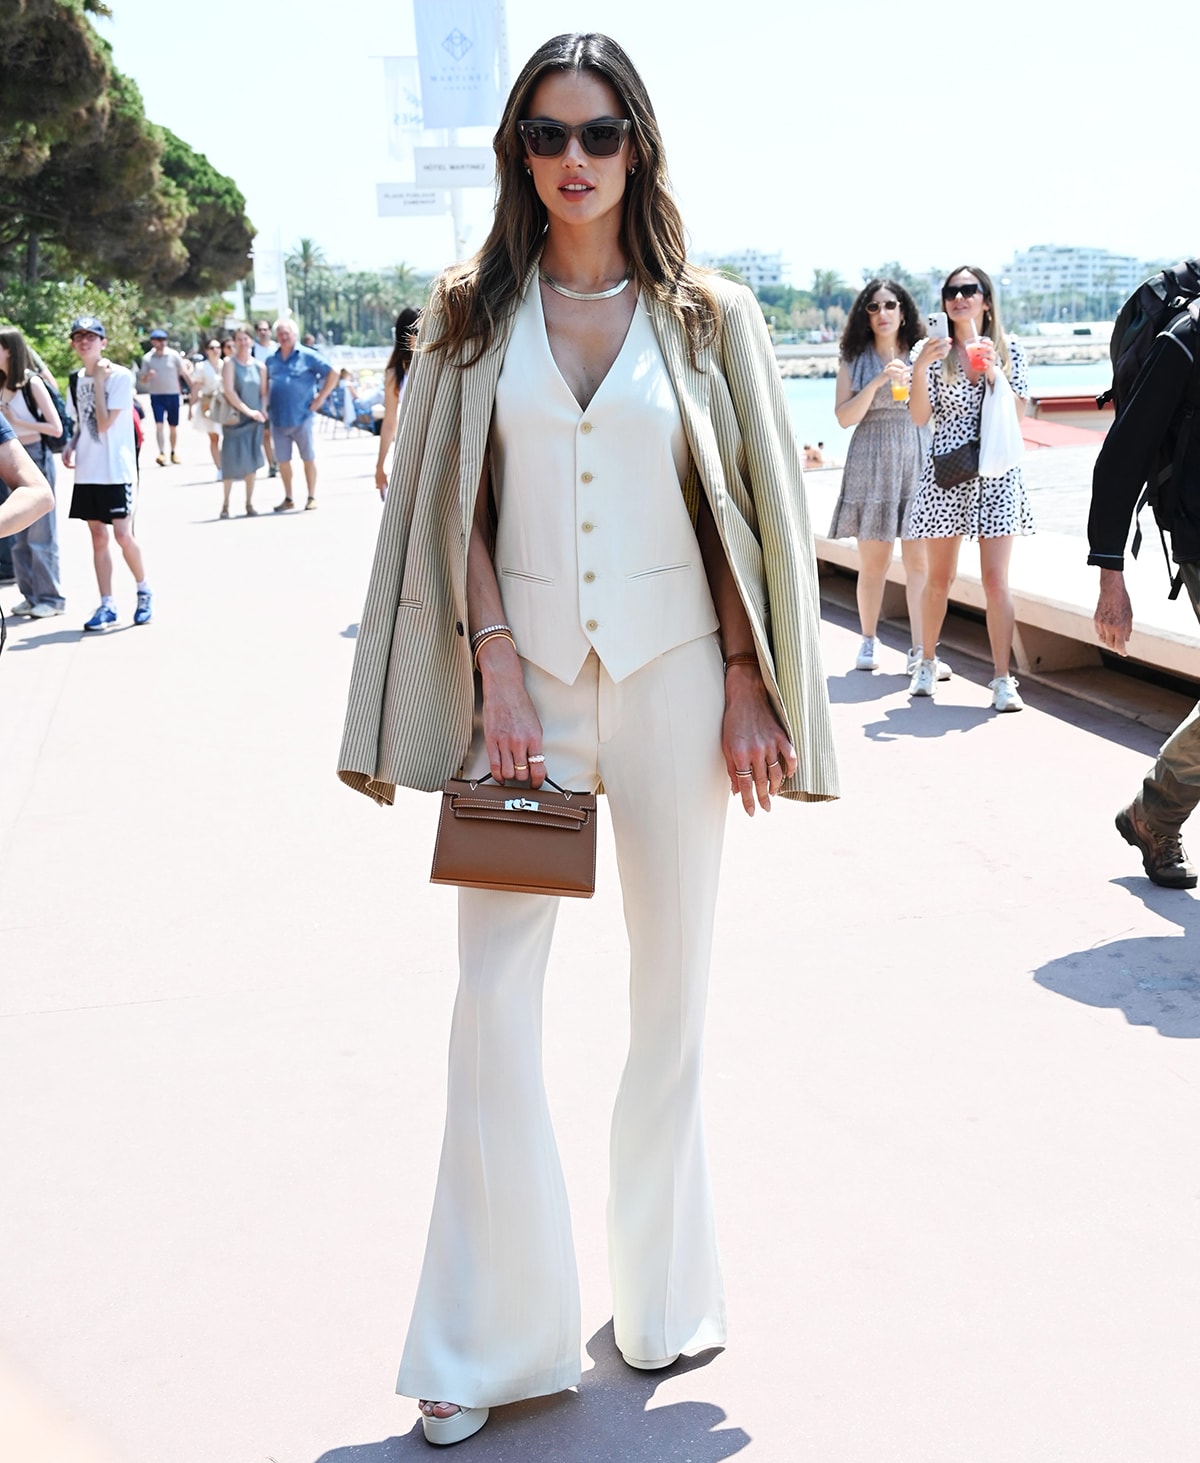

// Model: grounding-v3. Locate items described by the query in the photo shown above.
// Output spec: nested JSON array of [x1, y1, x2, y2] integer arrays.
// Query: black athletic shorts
[[70, 483, 133, 522]]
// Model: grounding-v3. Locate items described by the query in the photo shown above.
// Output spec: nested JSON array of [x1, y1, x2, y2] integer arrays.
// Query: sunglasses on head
[[943, 282, 984, 300], [517, 116, 631, 158], [866, 299, 900, 314]]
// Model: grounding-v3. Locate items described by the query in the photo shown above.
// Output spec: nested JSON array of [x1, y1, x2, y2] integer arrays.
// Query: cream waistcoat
[[491, 286, 718, 685]]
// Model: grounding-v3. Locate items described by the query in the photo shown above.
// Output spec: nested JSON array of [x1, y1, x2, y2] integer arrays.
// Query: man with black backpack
[[1088, 259, 1200, 890]]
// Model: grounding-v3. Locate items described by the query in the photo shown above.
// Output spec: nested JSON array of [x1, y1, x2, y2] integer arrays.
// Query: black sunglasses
[[943, 282, 984, 300], [517, 116, 631, 158], [866, 300, 900, 314]]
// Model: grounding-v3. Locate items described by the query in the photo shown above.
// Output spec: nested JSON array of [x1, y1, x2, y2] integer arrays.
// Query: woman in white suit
[[340, 31, 837, 1446]]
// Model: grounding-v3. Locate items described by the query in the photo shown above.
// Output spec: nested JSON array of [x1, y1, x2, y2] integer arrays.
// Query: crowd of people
[[0, 313, 408, 630]]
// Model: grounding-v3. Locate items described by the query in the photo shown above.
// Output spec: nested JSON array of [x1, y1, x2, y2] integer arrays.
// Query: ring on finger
[[767, 760, 781, 771], [514, 763, 528, 772], [528, 754, 546, 764], [735, 768, 753, 778]]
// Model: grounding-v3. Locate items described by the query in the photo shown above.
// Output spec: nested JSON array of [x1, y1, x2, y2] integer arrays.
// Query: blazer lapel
[[645, 293, 722, 515]]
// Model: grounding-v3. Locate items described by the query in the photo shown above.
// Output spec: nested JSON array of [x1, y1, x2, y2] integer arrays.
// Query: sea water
[[786, 358, 1113, 464]]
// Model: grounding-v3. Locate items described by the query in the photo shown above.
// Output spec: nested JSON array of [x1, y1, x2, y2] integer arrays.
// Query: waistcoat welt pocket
[[500, 567, 555, 585], [625, 562, 693, 582]]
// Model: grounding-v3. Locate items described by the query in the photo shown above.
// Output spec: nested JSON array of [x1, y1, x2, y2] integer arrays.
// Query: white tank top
[[490, 281, 718, 685], [2, 380, 43, 443]]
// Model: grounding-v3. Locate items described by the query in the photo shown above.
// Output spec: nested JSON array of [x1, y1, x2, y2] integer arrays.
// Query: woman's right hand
[[477, 642, 545, 787], [915, 336, 953, 369], [249, 409, 265, 423]]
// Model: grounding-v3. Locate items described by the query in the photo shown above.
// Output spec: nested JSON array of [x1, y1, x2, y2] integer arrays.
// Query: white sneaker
[[28, 602, 63, 618], [9, 599, 35, 617], [855, 636, 878, 671], [936, 658, 952, 681], [989, 675, 1024, 712], [906, 646, 921, 675], [909, 658, 937, 697]]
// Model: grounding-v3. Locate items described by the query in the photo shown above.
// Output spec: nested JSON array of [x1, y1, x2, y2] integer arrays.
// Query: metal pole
[[495, 0, 510, 94], [447, 127, 466, 262]]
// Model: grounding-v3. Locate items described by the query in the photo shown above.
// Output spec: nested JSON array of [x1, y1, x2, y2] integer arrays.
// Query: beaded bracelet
[[473, 629, 517, 670], [470, 622, 513, 652]]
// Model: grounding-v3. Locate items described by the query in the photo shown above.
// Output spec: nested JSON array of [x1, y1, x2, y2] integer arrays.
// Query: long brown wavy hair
[[940, 264, 1013, 382], [430, 32, 721, 365], [839, 280, 925, 362]]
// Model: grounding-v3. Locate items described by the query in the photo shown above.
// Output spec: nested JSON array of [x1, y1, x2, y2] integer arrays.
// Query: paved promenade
[[2, 425, 1198, 1463]]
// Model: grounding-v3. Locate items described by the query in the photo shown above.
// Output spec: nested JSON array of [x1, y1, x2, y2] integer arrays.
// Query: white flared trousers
[[396, 634, 730, 1408]]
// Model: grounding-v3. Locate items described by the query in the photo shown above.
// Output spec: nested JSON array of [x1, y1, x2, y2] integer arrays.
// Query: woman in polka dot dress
[[906, 265, 1032, 711]]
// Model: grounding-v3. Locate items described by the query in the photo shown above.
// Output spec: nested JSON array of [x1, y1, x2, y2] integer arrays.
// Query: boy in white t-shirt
[[61, 316, 154, 629]]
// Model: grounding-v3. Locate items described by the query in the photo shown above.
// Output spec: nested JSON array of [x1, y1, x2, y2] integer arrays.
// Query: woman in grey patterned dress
[[218, 328, 268, 518], [907, 265, 1032, 712], [829, 280, 932, 676]]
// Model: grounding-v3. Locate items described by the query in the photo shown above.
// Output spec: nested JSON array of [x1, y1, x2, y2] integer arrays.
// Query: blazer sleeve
[[717, 286, 840, 801], [337, 299, 452, 799]]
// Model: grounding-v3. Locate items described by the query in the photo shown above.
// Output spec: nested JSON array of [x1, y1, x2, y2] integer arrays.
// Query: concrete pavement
[[2, 423, 1199, 1463]]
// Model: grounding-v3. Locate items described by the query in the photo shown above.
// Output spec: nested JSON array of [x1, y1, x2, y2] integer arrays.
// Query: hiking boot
[[1115, 803, 1198, 889]]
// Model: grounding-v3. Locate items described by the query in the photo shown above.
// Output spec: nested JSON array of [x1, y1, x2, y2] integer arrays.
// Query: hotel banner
[[384, 57, 424, 162], [413, 0, 500, 129]]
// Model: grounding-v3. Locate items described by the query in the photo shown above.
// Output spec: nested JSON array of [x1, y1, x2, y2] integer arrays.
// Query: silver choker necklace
[[539, 268, 632, 301]]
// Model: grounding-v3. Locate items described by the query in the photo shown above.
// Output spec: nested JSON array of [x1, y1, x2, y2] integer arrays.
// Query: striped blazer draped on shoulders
[[337, 266, 839, 806]]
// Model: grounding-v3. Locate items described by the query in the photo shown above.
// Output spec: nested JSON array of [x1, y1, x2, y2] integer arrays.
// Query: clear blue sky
[[100, 0, 1192, 288]]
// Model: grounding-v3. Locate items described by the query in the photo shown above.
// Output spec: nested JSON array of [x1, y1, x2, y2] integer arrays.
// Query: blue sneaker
[[133, 589, 153, 626], [83, 604, 118, 632]]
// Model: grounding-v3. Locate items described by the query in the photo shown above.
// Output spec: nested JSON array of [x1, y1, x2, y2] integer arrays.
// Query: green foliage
[[160, 130, 254, 296], [0, 277, 143, 386], [0, 2, 254, 300], [0, 0, 112, 179]]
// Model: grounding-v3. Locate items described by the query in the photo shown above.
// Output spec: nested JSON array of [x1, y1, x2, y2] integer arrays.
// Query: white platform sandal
[[419, 1401, 490, 1447]]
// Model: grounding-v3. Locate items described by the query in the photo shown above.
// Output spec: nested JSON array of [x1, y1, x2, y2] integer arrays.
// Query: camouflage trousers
[[1139, 561, 1200, 831]]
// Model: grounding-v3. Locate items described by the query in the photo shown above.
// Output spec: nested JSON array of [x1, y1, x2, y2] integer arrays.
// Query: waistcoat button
[[586, 619, 598, 631], [580, 471, 593, 483], [580, 421, 592, 433], [581, 521, 594, 532], [583, 571, 595, 583]]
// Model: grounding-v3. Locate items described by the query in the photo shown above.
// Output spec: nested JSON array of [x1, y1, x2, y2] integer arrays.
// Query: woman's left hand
[[971, 338, 998, 382], [722, 664, 798, 815]]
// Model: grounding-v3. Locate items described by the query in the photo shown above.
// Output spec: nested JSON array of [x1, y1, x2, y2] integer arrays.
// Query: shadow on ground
[[862, 704, 994, 740], [312, 1323, 748, 1462], [825, 669, 910, 705], [1034, 877, 1200, 1037]]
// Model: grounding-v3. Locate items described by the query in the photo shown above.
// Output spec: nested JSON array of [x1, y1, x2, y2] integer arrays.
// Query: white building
[[696, 249, 784, 289], [1001, 245, 1146, 301]]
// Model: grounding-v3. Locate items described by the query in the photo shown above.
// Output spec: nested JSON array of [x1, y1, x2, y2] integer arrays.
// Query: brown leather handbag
[[430, 773, 597, 898]]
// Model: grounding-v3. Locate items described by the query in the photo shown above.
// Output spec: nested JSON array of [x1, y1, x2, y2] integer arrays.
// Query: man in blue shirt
[[265, 319, 337, 512]]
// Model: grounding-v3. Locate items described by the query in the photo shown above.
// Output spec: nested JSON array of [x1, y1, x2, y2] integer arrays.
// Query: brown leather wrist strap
[[723, 651, 759, 673]]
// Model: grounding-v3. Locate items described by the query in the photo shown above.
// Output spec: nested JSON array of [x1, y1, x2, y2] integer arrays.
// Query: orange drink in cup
[[891, 365, 910, 402]]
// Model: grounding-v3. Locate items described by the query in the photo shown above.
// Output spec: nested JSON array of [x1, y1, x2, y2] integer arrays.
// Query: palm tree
[[811, 268, 847, 312], [286, 237, 326, 330]]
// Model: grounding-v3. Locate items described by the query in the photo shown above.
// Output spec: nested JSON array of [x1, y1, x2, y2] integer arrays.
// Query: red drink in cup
[[966, 338, 989, 373]]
